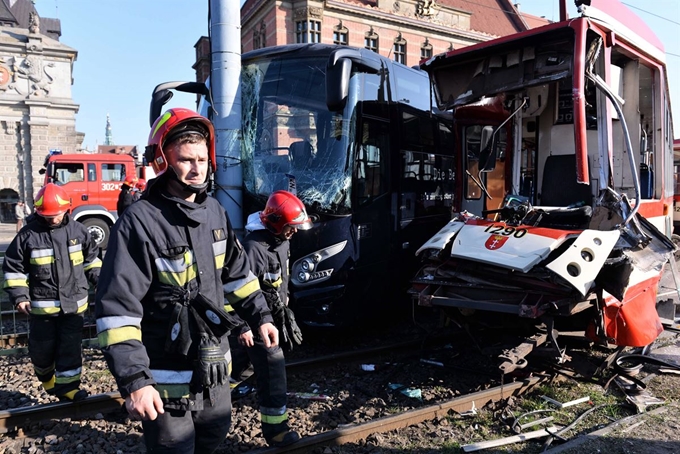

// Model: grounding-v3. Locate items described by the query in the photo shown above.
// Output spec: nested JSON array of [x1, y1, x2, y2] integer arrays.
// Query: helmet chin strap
[[166, 166, 211, 195]]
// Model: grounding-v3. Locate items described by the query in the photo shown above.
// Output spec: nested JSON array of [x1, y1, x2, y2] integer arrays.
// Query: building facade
[[0, 0, 80, 220], [194, 0, 539, 84]]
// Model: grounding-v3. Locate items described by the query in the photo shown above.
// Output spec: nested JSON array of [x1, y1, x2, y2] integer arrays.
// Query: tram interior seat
[[532, 154, 593, 229]]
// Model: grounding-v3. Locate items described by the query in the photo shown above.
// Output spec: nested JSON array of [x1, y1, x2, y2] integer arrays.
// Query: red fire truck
[[40, 152, 153, 249]]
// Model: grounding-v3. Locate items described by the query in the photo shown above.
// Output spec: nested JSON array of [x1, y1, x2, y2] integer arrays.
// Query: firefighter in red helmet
[[3, 183, 101, 402], [229, 190, 312, 447], [95, 108, 276, 453], [116, 174, 139, 216]]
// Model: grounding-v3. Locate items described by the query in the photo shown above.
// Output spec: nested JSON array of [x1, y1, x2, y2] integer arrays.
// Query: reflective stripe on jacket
[[95, 182, 273, 409], [2, 214, 101, 314]]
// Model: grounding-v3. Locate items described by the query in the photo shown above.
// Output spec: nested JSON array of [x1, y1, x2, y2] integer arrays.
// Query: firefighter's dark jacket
[[3, 214, 101, 315], [246, 229, 289, 309], [95, 180, 273, 408], [116, 185, 134, 217], [228, 229, 288, 335]]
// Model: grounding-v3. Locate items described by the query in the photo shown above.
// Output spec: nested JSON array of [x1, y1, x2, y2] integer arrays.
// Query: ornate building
[[0, 0, 80, 219], [194, 0, 545, 83]]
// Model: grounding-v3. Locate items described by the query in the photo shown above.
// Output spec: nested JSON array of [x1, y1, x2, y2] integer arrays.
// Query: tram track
[[239, 376, 547, 453], [0, 335, 445, 434]]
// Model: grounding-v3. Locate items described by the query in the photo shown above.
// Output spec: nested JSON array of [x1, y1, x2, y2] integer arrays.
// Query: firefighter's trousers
[[29, 313, 84, 398], [230, 332, 290, 441], [141, 383, 232, 454]]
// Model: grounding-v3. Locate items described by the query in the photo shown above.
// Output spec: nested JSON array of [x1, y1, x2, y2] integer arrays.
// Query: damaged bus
[[412, 0, 678, 372], [151, 44, 456, 327]]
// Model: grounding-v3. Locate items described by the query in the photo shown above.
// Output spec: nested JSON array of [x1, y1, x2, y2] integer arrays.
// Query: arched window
[[393, 33, 406, 64], [365, 26, 379, 53], [420, 38, 433, 60], [333, 20, 348, 45]]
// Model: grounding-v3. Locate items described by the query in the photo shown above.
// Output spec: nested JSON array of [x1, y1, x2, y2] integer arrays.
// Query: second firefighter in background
[[230, 190, 311, 447], [3, 183, 101, 402]]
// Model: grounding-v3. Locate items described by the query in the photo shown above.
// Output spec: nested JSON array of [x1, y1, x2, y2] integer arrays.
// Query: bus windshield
[[241, 53, 353, 215]]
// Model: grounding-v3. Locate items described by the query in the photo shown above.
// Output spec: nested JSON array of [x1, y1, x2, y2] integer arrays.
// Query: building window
[[420, 38, 432, 60], [333, 21, 348, 45], [253, 21, 266, 50], [296, 20, 321, 44], [365, 27, 378, 53], [393, 34, 406, 64]]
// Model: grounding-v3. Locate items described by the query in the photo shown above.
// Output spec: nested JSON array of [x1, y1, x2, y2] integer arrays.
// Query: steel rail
[[0, 336, 442, 434], [257, 375, 548, 453]]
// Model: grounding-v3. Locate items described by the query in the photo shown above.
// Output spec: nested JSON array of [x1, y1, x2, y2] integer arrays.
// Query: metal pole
[[210, 0, 243, 233]]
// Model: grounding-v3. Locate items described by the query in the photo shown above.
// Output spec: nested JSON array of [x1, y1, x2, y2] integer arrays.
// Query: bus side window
[[356, 120, 388, 204]]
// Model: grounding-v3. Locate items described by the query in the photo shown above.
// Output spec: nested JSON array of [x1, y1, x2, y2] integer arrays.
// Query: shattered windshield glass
[[241, 54, 352, 215]]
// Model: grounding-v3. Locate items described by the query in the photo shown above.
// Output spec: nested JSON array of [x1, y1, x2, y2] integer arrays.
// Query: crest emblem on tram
[[485, 234, 508, 250]]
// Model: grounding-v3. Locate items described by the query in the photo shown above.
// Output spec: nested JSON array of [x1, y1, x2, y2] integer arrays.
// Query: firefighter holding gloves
[[95, 108, 277, 453], [230, 190, 311, 447], [3, 183, 101, 402]]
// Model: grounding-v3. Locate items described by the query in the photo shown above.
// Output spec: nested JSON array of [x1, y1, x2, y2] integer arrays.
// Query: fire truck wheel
[[81, 218, 110, 250]]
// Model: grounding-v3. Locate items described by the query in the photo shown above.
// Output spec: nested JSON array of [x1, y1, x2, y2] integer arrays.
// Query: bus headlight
[[291, 240, 347, 286]]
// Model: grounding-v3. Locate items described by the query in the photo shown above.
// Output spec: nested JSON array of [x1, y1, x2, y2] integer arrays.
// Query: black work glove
[[284, 306, 303, 347], [197, 336, 228, 388]]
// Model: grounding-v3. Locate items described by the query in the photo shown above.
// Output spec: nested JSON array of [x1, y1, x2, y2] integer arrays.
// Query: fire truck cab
[[41, 152, 144, 249]]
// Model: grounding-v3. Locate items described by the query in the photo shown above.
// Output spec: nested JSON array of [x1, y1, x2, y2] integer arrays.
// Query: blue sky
[[33, 0, 679, 150]]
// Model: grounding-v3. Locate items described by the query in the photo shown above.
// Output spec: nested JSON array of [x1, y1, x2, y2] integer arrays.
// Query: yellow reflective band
[[32, 307, 60, 315], [225, 278, 260, 304], [4, 279, 28, 288], [56, 194, 70, 208], [62, 389, 80, 400], [214, 253, 225, 269], [98, 326, 142, 347], [261, 412, 289, 425], [31, 256, 55, 266], [41, 375, 55, 390], [158, 263, 198, 287], [263, 276, 282, 288], [224, 304, 235, 313], [152, 111, 173, 138], [55, 374, 81, 384], [84, 258, 102, 271], [156, 384, 191, 399], [76, 302, 89, 314], [70, 250, 84, 266]]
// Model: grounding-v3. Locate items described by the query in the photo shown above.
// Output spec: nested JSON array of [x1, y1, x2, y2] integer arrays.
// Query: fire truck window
[[54, 163, 84, 184], [88, 164, 97, 182], [102, 164, 125, 182]]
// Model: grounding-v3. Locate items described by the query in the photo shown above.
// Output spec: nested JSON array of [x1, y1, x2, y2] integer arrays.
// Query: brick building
[[194, 0, 547, 84], [0, 0, 80, 221]]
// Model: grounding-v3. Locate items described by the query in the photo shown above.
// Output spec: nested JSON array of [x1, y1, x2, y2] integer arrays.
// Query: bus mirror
[[479, 126, 497, 172], [327, 57, 352, 111]]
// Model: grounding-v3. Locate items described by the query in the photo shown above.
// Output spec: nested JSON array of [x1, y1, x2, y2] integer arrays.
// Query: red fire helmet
[[260, 190, 313, 235], [123, 174, 138, 187], [146, 108, 216, 176], [34, 183, 71, 217]]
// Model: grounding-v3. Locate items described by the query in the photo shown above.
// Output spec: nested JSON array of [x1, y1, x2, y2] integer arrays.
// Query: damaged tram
[[412, 0, 678, 372]]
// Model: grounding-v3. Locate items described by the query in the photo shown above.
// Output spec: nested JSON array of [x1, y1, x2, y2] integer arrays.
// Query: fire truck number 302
[[101, 183, 121, 191], [484, 224, 528, 238]]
